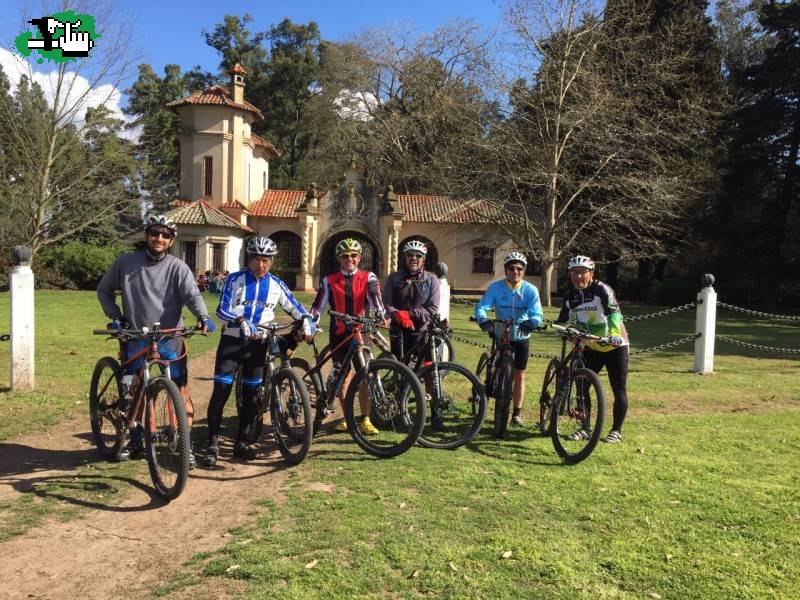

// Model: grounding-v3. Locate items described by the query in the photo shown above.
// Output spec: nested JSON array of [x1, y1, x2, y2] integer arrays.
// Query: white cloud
[[333, 88, 380, 122], [0, 46, 128, 131]]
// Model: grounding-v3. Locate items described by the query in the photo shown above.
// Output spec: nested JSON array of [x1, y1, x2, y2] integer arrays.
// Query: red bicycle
[[90, 323, 201, 501]]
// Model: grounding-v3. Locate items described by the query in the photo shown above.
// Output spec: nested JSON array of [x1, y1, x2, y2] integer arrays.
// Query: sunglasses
[[506, 266, 524, 272], [405, 253, 424, 259], [339, 252, 360, 259], [147, 229, 175, 240]]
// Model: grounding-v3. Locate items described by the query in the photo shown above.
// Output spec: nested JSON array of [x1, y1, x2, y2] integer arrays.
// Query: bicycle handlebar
[[93, 325, 203, 340], [549, 323, 610, 345], [329, 310, 384, 327]]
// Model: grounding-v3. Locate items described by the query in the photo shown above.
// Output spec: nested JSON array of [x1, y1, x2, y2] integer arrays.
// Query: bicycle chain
[[716, 302, 800, 322], [715, 335, 800, 355]]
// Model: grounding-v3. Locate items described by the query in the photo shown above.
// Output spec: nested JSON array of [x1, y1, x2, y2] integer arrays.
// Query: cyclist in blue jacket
[[475, 251, 544, 426]]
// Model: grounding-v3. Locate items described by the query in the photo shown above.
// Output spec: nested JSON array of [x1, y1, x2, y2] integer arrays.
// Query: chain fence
[[716, 302, 800, 322], [449, 295, 800, 358], [715, 335, 800, 355]]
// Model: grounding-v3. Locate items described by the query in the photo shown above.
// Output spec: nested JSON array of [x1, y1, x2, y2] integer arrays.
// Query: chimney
[[231, 63, 246, 104]]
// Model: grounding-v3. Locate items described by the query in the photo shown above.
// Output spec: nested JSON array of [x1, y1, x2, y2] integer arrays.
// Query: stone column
[[296, 183, 319, 291], [10, 246, 34, 391]]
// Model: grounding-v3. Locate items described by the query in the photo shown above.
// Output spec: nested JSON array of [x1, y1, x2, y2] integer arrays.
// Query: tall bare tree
[[0, 1, 139, 262]]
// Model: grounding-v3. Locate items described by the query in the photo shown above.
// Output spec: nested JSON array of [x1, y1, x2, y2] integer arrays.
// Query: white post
[[693, 273, 716, 374], [436, 262, 451, 322], [10, 246, 35, 391]]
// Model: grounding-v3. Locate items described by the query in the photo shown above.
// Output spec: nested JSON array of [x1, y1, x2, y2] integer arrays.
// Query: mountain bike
[[380, 309, 486, 449], [90, 324, 201, 501], [540, 323, 608, 464], [232, 320, 313, 464], [473, 317, 517, 439], [296, 311, 426, 458]]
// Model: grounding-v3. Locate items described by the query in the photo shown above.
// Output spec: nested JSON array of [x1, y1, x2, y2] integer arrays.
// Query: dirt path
[[0, 350, 290, 599]]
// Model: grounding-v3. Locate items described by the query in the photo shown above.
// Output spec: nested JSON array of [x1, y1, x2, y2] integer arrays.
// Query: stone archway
[[398, 235, 438, 273], [319, 230, 381, 278]]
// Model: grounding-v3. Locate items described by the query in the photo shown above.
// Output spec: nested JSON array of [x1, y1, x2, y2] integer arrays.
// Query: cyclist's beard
[[145, 247, 168, 262]]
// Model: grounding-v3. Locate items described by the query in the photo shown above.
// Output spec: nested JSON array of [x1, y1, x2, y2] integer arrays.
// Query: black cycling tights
[[583, 346, 629, 432], [206, 336, 266, 447]]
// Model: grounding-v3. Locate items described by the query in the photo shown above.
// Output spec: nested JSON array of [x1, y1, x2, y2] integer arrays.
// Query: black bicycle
[[381, 310, 486, 449], [539, 323, 607, 464], [473, 317, 517, 439], [233, 320, 313, 464], [295, 311, 427, 458]]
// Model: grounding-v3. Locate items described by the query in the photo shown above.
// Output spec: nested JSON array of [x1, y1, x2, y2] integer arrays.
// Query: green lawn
[[0, 291, 798, 597]]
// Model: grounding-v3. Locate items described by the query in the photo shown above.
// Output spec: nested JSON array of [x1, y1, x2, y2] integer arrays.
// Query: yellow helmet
[[336, 237, 362, 256]]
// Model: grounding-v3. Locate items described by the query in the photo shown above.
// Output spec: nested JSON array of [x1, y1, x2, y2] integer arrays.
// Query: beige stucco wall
[[396, 223, 545, 293], [169, 225, 246, 274]]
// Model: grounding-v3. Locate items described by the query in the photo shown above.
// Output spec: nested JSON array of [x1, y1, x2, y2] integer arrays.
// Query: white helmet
[[145, 214, 177, 235], [503, 251, 527, 268], [402, 239, 428, 256], [568, 255, 595, 270], [247, 236, 277, 257]]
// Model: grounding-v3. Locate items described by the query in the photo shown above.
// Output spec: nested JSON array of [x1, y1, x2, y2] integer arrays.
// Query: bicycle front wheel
[[492, 355, 514, 439], [538, 359, 561, 435], [343, 358, 425, 458], [144, 377, 190, 501], [270, 368, 312, 464], [551, 367, 605, 464], [89, 356, 125, 459], [417, 362, 486, 450]]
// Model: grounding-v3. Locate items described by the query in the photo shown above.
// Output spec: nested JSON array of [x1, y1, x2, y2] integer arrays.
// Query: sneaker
[[511, 414, 524, 427], [233, 442, 261, 461], [117, 427, 145, 461], [566, 429, 589, 441], [202, 444, 219, 468], [188, 441, 196, 470], [359, 416, 379, 436], [604, 430, 623, 444], [334, 420, 349, 432]]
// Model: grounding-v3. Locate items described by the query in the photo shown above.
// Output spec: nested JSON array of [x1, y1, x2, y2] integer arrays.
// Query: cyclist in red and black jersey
[[310, 238, 387, 435]]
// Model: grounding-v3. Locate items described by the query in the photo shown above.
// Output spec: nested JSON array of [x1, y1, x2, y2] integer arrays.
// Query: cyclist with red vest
[[310, 238, 387, 435]]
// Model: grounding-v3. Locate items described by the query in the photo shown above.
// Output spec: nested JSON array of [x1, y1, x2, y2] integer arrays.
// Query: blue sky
[[3, 0, 505, 75], [131, 0, 503, 73]]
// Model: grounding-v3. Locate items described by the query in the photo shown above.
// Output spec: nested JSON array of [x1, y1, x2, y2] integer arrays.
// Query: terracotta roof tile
[[231, 63, 247, 75], [250, 190, 306, 218], [250, 133, 280, 159], [167, 85, 263, 120], [167, 200, 254, 233], [397, 195, 500, 224], [221, 199, 249, 211]]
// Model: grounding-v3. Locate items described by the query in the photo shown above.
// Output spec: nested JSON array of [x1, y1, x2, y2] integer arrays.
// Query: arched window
[[269, 231, 301, 289]]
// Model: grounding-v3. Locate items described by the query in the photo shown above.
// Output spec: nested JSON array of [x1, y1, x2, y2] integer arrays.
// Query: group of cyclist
[[97, 215, 630, 468]]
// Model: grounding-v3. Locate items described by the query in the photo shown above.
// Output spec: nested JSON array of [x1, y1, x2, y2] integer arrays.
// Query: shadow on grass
[[0, 442, 102, 478], [465, 427, 560, 466]]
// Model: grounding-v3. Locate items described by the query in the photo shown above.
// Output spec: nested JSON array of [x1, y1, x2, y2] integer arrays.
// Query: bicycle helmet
[[145, 214, 177, 235], [402, 239, 428, 256], [335, 237, 362, 256], [247, 236, 278, 257], [568, 255, 595, 270], [503, 251, 527, 268]]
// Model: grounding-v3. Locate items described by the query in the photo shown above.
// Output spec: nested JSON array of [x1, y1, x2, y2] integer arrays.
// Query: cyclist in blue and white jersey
[[475, 251, 544, 427], [202, 236, 316, 467]]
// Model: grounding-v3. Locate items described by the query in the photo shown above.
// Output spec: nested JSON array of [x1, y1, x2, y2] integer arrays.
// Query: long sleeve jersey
[[97, 251, 209, 329], [311, 269, 385, 335], [382, 269, 440, 332], [556, 280, 629, 352], [216, 269, 308, 337], [475, 279, 544, 341]]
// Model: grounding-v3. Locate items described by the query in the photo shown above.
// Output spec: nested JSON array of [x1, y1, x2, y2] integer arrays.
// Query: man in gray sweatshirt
[[97, 215, 215, 464]]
